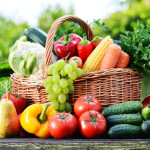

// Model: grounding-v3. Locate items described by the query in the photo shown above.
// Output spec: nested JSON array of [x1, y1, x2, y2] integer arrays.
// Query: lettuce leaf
[[0, 77, 12, 99]]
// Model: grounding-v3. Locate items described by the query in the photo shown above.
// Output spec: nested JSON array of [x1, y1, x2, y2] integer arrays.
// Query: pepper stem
[[80, 37, 89, 45], [61, 35, 72, 45], [92, 36, 101, 43], [39, 103, 50, 123]]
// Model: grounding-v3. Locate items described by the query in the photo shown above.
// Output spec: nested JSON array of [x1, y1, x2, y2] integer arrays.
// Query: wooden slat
[[0, 138, 149, 150]]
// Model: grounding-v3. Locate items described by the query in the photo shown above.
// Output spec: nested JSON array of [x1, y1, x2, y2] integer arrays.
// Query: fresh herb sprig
[[120, 21, 150, 74]]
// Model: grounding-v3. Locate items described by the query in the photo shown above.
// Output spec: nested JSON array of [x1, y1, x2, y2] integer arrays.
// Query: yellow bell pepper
[[20, 103, 57, 138]]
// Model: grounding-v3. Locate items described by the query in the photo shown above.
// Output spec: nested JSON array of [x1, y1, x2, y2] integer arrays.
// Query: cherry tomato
[[1, 92, 26, 114], [69, 56, 83, 68], [74, 94, 101, 118], [78, 110, 106, 138], [48, 113, 77, 139], [142, 96, 150, 108]]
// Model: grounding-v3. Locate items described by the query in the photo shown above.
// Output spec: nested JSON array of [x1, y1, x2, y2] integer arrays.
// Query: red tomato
[[48, 113, 77, 139], [1, 92, 26, 114], [74, 94, 101, 118], [69, 56, 83, 68], [142, 95, 150, 108], [78, 110, 106, 138]]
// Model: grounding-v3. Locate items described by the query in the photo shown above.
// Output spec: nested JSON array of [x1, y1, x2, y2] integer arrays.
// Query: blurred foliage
[[38, 5, 106, 41], [90, 19, 108, 37], [101, 0, 150, 39], [1, 0, 150, 60], [38, 5, 75, 41], [0, 17, 29, 62], [38, 4, 74, 33]]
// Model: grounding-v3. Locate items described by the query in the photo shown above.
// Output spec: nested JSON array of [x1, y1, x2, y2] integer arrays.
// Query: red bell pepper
[[91, 36, 103, 48], [54, 34, 81, 59], [77, 37, 93, 63]]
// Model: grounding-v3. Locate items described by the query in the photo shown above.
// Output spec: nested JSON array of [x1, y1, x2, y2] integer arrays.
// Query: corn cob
[[82, 36, 113, 73]]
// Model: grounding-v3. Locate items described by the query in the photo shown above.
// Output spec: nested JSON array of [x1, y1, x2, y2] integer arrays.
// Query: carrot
[[100, 44, 121, 70], [115, 51, 130, 68]]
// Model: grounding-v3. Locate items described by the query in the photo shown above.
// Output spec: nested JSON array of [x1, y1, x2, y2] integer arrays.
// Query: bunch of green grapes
[[43, 59, 83, 112]]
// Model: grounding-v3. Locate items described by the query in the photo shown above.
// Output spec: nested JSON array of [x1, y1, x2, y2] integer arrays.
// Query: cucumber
[[101, 101, 143, 117], [108, 124, 142, 139], [141, 120, 150, 136], [106, 113, 143, 126], [23, 28, 48, 47], [0, 62, 13, 77]]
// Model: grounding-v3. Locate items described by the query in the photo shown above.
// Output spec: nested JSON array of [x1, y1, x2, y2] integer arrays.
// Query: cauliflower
[[9, 36, 45, 79]]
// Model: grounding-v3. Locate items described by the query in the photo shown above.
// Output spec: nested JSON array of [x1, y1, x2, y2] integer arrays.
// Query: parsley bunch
[[120, 21, 150, 74]]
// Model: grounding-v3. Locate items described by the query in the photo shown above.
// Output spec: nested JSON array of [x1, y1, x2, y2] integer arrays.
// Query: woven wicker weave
[[11, 15, 142, 107]]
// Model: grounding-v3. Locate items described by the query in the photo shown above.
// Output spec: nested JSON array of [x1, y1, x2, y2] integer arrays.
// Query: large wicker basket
[[11, 15, 143, 108]]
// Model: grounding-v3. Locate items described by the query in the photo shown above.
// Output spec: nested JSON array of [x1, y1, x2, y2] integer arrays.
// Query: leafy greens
[[0, 77, 12, 98], [120, 21, 150, 74]]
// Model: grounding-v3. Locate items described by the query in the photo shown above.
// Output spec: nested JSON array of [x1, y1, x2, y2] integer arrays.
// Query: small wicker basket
[[11, 15, 143, 108]]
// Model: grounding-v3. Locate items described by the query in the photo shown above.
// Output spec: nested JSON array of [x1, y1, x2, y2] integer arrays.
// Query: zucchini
[[141, 120, 150, 136], [22, 28, 48, 47], [0, 62, 14, 77], [22, 28, 59, 59], [101, 101, 143, 117], [108, 124, 142, 139], [106, 113, 143, 126]]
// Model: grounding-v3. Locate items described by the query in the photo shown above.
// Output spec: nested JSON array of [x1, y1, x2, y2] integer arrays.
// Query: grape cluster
[[43, 59, 83, 112]]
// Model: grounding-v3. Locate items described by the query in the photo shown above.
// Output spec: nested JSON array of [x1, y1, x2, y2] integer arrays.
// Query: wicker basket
[[11, 15, 143, 108]]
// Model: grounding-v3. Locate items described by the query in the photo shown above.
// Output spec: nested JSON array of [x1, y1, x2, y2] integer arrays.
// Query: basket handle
[[44, 15, 94, 77]]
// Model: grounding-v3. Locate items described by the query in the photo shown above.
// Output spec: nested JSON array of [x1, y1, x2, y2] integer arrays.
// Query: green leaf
[[0, 77, 12, 98]]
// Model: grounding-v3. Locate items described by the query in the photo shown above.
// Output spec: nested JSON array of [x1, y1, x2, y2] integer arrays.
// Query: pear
[[0, 99, 20, 138]]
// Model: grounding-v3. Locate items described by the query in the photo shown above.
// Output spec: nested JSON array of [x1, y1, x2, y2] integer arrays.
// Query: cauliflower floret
[[30, 69, 44, 79], [13, 41, 45, 79]]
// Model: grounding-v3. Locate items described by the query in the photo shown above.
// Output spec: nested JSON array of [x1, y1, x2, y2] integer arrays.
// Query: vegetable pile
[[1, 18, 150, 140], [1, 91, 150, 139]]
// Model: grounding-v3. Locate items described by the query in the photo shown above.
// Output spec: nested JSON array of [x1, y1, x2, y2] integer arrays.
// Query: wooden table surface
[[0, 138, 149, 150]]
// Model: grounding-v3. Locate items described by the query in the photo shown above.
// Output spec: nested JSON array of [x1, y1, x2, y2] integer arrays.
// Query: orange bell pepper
[[20, 103, 57, 138]]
